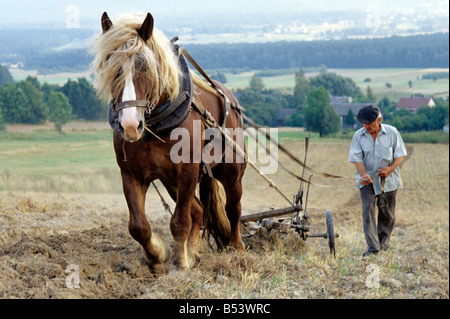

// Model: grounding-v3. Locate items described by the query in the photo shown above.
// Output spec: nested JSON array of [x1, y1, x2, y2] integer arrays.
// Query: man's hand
[[378, 166, 393, 178], [355, 162, 373, 185], [360, 173, 373, 185], [378, 156, 405, 178]]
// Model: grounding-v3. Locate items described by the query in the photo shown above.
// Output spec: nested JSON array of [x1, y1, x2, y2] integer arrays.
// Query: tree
[[16, 80, 49, 124], [48, 91, 72, 132], [285, 111, 304, 127], [235, 85, 286, 126], [309, 72, 361, 97], [211, 72, 227, 84], [366, 86, 376, 102], [304, 87, 340, 137], [25, 76, 41, 90], [0, 80, 48, 124], [293, 68, 310, 109], [344, 108, 356, 127], [0, 104, 5, 130], [77, 78, 107, 120], [245, 101, 279, 126], [249, 75, 265, 92], [0, 65, 14, 86], [42, 82, 62, 104], [428, 105, 449, 130], [61, 79, 82, 117], [62, 78, 107, 120], [0, 84, 28, 123]]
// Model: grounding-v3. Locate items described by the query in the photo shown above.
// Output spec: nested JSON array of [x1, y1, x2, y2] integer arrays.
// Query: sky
[[1, 0, 448, 30]]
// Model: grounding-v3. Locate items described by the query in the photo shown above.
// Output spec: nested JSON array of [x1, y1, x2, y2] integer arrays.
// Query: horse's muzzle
[[119, 119, 144, 142]]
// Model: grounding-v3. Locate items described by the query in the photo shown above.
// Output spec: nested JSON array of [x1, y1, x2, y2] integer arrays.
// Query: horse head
[[100, 12, 157, 142]]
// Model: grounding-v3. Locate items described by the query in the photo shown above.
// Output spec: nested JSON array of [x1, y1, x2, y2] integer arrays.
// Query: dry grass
[[0, 140, 448, 299]]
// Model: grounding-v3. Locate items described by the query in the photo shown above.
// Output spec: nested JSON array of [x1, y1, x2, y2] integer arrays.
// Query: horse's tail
[[199, 175, 230, 250]]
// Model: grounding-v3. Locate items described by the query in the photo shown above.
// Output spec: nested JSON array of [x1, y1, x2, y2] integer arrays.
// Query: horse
[[91, 12, 247, 271]]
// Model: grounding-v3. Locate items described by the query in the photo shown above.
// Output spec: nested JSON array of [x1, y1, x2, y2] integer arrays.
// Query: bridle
[[114, 66, 165, 116], [114, 98, 158, 115]]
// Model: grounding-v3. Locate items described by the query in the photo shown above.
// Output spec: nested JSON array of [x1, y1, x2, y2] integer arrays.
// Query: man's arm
[[354, 162, 373, 185], [378, 156, 405, 178]]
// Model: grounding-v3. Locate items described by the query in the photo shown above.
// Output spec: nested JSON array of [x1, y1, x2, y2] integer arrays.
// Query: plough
[[240, 133, 339, 256]]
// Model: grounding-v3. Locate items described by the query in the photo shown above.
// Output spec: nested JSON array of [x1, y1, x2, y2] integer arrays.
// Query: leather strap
[[146, 91, 189, 127], [115, 100, 148, 112], [181, 48, 217, 91]]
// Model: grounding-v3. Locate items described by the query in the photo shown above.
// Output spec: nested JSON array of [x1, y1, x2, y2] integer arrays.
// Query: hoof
[[229, 240, 246, 252], [143, 234, 173, 266]]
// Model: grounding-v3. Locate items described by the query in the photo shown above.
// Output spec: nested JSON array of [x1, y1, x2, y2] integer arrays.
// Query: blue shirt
[[348, 123, 407, 195]]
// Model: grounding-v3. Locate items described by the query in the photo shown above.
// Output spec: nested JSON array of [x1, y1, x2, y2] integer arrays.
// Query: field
[[9, 67, 449, 101], [0, 124, 448, 300], [223, 68, 450, 100]]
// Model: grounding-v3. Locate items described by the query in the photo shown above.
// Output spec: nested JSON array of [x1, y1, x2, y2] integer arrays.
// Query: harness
[[109, 41, 194, 137], [108, 38, 239, 140]]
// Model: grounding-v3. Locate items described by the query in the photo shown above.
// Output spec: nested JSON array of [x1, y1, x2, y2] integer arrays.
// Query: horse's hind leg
[[223, 179, 245, 251], [215, 164, 246, 251], [121, 172, 172, 272]]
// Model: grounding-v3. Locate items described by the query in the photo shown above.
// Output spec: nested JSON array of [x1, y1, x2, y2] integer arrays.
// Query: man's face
[[363, 116, 381, 135]]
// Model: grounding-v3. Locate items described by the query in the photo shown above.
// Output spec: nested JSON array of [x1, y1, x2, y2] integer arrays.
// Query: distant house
[[396, 97, 435, 113], [276, 108, 296, 126], [330, 102, 373, 128], [330, 96, 352, 104]]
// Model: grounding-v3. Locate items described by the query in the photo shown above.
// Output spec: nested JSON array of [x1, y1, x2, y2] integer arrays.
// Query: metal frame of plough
[[240, 133, 338, 257]]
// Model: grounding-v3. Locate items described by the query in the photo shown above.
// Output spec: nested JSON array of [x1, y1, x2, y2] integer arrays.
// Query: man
[[348, 104, 407, 257]]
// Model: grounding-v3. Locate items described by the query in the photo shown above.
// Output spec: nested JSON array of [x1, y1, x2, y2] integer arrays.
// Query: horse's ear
[[138, 13, 154, 43], [101, 12, 113, 33]]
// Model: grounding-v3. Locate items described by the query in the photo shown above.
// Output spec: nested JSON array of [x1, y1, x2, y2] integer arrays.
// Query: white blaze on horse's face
[[119, 72, 142, 142]]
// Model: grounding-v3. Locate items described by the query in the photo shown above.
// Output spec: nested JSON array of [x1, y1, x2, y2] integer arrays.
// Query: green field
[[2, 127, 447, 194], [0, 129, 120, 193], [222, 68, 449, 100], [10, 67, 449, 101]]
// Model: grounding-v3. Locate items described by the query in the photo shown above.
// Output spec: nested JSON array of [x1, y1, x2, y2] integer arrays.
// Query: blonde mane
[[90, 13, 182, 104]]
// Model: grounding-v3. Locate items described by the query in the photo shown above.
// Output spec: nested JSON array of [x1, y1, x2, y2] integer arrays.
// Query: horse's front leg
[[121, 172, 172, 272], [169, 169, 200, 270]]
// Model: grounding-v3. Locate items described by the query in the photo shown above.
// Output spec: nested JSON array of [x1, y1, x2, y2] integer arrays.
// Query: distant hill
[[184, 33, 449, 70], [0, 30, 448, 74]]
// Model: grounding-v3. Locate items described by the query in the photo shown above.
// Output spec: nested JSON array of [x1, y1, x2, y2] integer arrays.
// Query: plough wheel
[[326, 210, 336, 257]]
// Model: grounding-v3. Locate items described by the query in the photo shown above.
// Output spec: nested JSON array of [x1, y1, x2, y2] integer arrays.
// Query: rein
[[182, 47, 358, 191]]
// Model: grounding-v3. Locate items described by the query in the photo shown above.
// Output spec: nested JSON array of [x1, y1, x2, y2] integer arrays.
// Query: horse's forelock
[[91, 13, 181, 104]]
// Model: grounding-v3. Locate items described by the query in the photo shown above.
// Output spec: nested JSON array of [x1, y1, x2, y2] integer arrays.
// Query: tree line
[[234, 68, 449, 136], [1, 64, 448, 136], [186, 33, 449, 70], [0, 66, 107, 131], [1, 32, 448, 74]]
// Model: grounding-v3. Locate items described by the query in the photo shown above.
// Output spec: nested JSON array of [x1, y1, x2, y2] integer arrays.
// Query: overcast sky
[[1, 0, 448, 29]]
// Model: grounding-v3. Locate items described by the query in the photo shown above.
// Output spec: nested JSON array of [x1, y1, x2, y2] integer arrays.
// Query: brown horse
[[91, 12, 246, 271]]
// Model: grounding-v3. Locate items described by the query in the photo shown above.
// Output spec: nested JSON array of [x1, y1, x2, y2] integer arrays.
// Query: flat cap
[[357, 104, 381, 124]]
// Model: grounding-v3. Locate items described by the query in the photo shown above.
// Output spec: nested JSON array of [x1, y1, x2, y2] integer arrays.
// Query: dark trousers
[[360, 185, 397, 252]]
